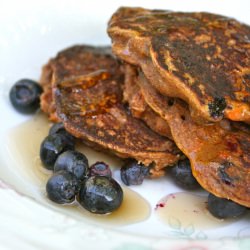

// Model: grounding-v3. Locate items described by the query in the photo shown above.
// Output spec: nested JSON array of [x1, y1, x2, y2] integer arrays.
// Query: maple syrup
[[58, 70, 119, 118], [6, 112, 151, 226], [155, 192, 235, 230], [54, 186, 151, 226]]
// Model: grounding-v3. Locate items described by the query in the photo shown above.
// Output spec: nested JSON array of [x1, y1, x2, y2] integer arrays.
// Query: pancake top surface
[[45, 45, 180, 171], [108, 7, 250, 123]]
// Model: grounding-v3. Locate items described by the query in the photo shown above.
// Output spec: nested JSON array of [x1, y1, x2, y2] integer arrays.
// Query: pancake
[[108, 7, 250, 124], [39, 45, 181, 176], [135, 72, 250, 207]]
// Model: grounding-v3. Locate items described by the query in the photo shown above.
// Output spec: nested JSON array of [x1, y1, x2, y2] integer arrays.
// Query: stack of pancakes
[[40, 7, 250, 207]]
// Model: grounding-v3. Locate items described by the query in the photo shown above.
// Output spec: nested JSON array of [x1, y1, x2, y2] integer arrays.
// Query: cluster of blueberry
[[40, 122, 123, 214], [9, 79, 123, 214]]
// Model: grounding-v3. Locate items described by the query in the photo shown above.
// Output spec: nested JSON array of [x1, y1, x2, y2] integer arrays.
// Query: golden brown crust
[[39, 62, 59, 122]]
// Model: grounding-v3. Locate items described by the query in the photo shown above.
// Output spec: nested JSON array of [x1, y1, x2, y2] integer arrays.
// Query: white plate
[[0, 0, 250, 249]]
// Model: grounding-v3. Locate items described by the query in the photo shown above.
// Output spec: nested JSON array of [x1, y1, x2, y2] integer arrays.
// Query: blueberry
[[40, 133, 75, 170], [208, 97, 227, 119], [170, 159, 200, 189], [89, 161, 112, 177], [120, 160, 149, 186], [9, 79, 42, 114], [49, 122, 66, 135], [46, 171, 79, 204], [78, 176, 123, 214], [207, 193, 247, 219], [49, 122, 75, 142], [54, 150, 89, 180]]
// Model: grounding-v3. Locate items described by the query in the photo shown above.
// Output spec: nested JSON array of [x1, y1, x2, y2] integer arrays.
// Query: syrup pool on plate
[[5, 112, 151, 226], [155, 192, 238, 230]]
